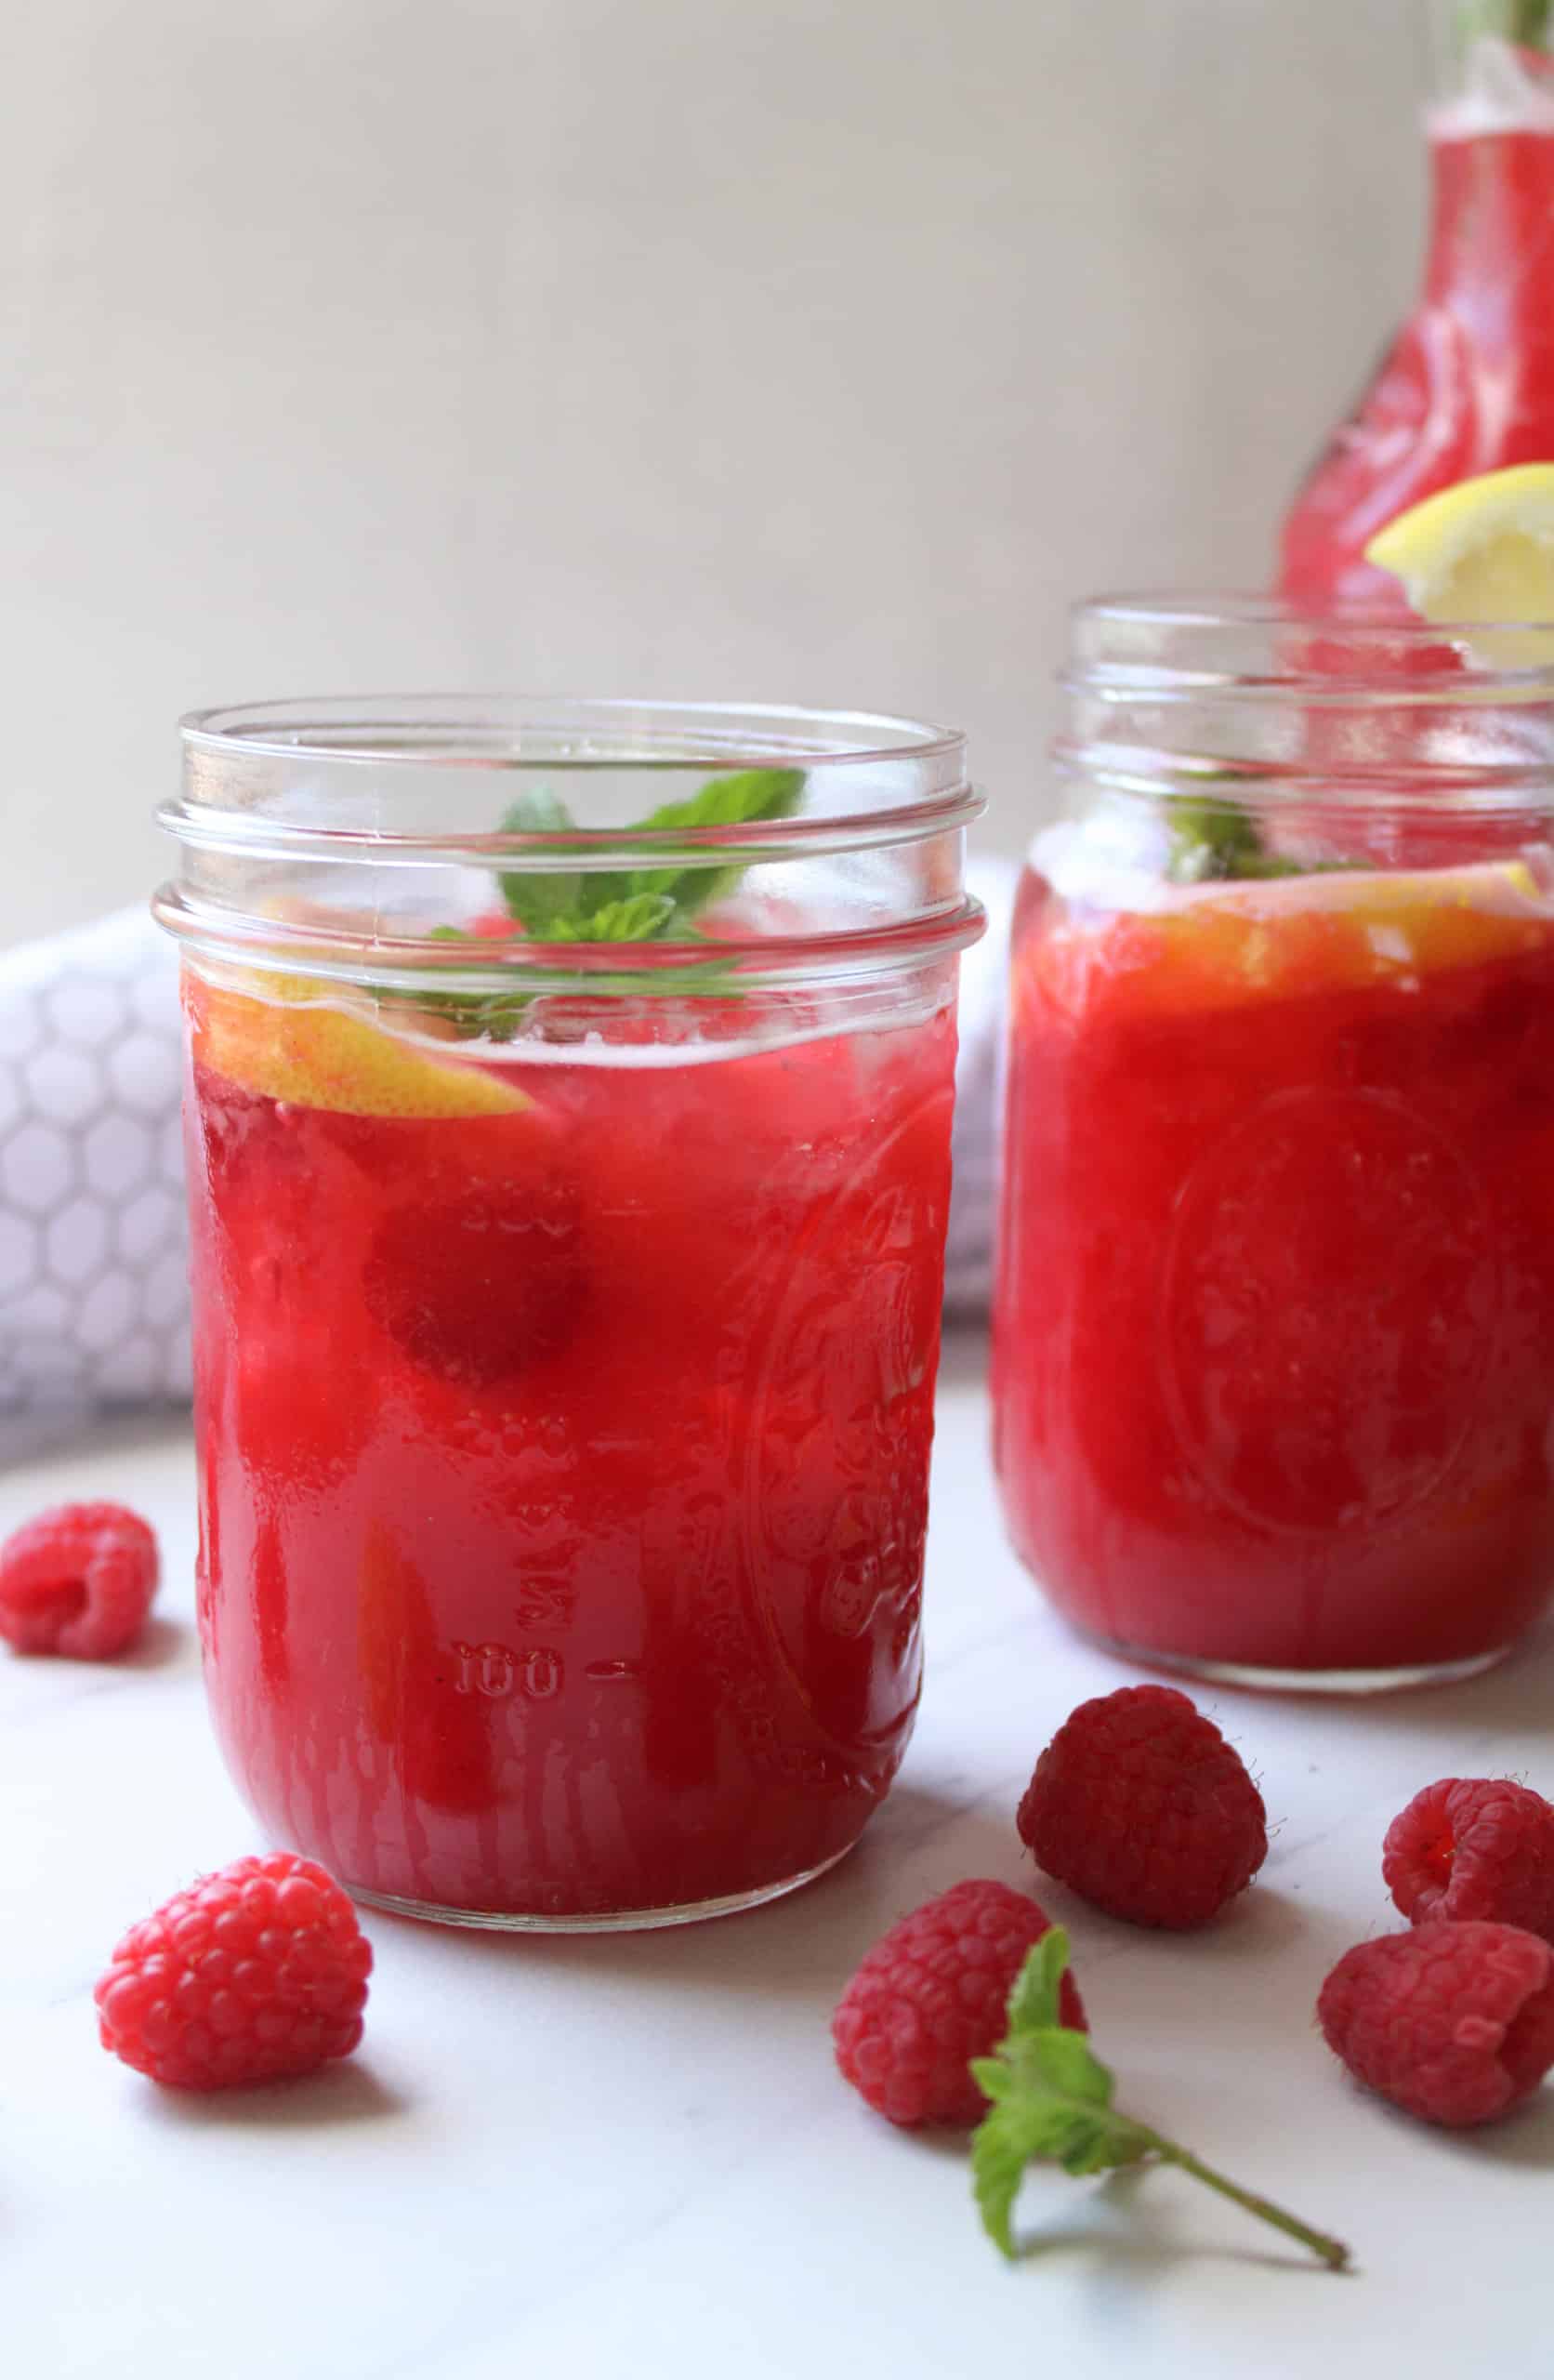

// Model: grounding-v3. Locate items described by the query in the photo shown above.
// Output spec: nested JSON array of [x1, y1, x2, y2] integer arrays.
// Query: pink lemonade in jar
[[994, 861, 1554, 1680], [163, 700, 981, 1925], [993, 602, 1554, 1687]]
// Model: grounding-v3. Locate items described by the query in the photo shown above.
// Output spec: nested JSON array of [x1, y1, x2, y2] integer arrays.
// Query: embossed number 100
[[451, 1641, 564, 1701]]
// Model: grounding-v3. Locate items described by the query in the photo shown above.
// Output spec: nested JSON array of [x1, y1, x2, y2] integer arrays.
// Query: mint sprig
[[495, 787, 589, 936], [969, 1932, 1350, 2272], [497, 767, 804, 940], [603, 766, 807, 922], [395, 767, 805, 1038], [547, 892, 678, 942], [1166, 794, 1307, 886]]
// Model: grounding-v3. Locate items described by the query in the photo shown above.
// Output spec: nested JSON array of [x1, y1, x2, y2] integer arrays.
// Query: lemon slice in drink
[[187, 972, 530, 1118], [1366, 464, 1554, 659]]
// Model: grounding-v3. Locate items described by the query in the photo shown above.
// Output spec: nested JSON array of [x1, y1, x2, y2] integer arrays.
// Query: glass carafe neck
[[1429, 7, 1554, 133], [1421, 16, 1554, 306]]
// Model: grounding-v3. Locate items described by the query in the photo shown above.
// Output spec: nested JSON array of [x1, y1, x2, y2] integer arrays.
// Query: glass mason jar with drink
[[993, 600, 1554, 1689], [156, 699, 983, 1927]]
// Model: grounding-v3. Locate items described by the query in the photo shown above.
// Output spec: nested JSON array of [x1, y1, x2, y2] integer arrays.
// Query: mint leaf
[[1166, 793, 1296, 885], [1166, 793, 1354, 886], [601, 767, 806, 921], [497, 788, 587, 935], [968, 1932, 1350, 2271], [495, 767, 805, 944], [547, 892, 678, 942], [367, 927, 529, 1043]]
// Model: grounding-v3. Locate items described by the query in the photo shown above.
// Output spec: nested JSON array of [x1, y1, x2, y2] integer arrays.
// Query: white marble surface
[[6, 1328, 1553, 2379]]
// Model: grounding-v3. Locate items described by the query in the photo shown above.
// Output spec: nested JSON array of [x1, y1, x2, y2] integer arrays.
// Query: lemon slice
[[187, 972, 531, 1118], [1031, 859, 1549, 1023], [1365, 464, 1554, 661]]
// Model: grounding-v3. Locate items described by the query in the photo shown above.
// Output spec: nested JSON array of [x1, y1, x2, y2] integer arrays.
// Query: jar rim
[[166, 694, 981, 872], [1076, 593, 1554, 641], [1068, 594, 1554, 697], [158, 694, 984, 987], [178, 693, 967, 772]]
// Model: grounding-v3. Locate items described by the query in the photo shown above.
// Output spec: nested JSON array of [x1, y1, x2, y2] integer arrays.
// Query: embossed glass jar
[[994, 601, 1554, 1690], [156, 698, 983, 1927]]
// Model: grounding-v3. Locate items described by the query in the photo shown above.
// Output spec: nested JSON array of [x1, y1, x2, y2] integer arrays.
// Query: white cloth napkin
[[0, 865, 1015, 1439]]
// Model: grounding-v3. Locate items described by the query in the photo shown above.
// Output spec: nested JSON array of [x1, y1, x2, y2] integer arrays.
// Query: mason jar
[[994, 600, 1554, 1690], [155, 697, 983, 1927]]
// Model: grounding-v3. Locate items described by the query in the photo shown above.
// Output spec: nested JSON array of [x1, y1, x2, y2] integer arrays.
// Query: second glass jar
[[994, 601, 1554, 1690]]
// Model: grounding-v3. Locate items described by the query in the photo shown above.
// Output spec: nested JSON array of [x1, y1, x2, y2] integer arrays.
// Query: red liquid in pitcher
[[1282, 120, 1554, 606], [186, 985, 955, 1918]]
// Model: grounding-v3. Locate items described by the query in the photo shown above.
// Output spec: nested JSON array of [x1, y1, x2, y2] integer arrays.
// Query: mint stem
[[1141, 2135, 1350, 2272]]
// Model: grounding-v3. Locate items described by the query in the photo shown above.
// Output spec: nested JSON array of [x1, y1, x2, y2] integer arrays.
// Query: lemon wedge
[[1365, 464, 1554, 662], [186, 971, 531, 1118], [1031, 859, 1549, 1024]]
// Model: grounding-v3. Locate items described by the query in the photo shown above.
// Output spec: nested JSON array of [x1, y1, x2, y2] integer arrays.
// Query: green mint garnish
[[547, 892, 678, 942], [498, 766, 805, 940], [610, 767, 807, 922], [398, 927, 530, 1042], [1166, 794, 1361, 886], [496, 787, 590, 937], [401, 767, 806, 1037], [969, 1931, 1350, 2272], [1166, 794, 1307, 885]]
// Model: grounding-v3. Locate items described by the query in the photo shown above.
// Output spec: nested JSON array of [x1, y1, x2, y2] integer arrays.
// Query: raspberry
[[1017, 1685, 1267, 1930], [1383, 1777, 1554, 1945], [0, 1501, 159, 1659], [1318, 1921, 1554, 2128], [364, 1177, 585, 1386], [95, 1852, 374, 2091], [832, 1879, 1086, 2127]]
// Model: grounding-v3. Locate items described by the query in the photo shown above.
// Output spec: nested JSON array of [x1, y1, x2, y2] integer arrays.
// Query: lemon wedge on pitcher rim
[[1365, 463, 1554, 659]]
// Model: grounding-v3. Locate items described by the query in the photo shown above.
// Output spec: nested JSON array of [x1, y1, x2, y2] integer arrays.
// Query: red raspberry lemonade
[[184, 973, 956, 1923], [994, 853, 1554, 1681]]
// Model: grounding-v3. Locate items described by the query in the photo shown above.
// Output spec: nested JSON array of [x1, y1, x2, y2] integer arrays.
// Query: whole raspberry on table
[[1017, 1685, 1267, 1930], [95, 1852, 373, 2090], [832, 1878, 1086, 2127], [0, 1501, 159, 1659], [1383, 1777, 1554, 1946], [1319, 1921, 1554, 2128]]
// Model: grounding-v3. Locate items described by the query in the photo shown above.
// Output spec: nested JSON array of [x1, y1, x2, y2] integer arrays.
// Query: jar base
[[1085, 1633, 1514, 1698], [346, 1844, 854, 1933]]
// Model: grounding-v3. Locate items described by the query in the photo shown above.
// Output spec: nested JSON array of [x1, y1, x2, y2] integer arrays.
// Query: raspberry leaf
[[1004, 1924, 1072, 2035], [968, 1931, 1350, 2271], [971, 2099, 1057, 2258], [1021, 2027, 1116, 2108]]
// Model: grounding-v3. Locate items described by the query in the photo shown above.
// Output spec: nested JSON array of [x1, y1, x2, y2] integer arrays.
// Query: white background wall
[[5, 0, 1425, 944]]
